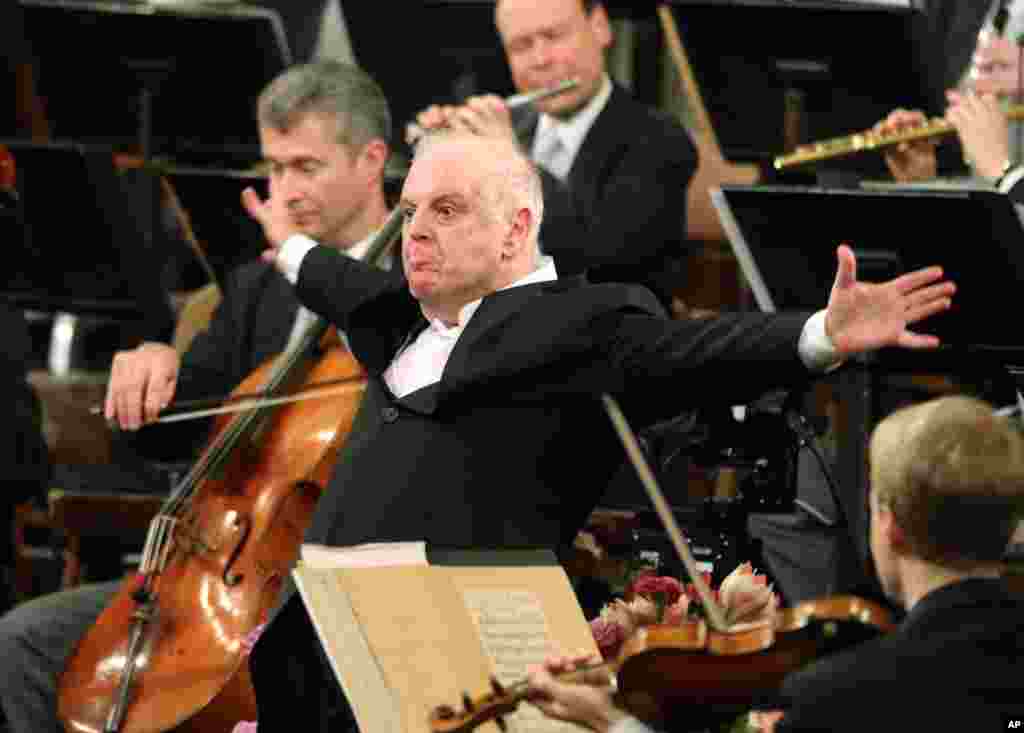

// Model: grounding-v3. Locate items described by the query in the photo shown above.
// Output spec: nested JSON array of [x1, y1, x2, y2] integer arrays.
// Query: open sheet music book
[[292, 542, 598, 733]]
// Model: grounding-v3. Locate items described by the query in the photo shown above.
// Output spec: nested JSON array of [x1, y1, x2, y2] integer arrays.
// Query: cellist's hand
[[526, 653, 625, 733], [104, 342, 180, 431]]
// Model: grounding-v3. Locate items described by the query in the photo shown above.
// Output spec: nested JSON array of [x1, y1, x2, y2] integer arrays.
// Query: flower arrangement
[[589, 562, 780, 661]]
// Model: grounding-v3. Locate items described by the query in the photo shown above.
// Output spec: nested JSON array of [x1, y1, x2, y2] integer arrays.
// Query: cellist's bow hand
[[525, 653, 624, 733], [104, 342, 180, 431]]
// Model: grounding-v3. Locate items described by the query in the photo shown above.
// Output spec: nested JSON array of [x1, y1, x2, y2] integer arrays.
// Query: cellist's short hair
[[870, 395, 1024, 567], [258, 61, 391, 153]]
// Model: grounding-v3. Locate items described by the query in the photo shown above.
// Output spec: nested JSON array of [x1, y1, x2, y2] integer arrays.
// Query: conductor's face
[[399, 137, 510, 322], [259, 113, 377, 251], [496, 0, 612, 119]]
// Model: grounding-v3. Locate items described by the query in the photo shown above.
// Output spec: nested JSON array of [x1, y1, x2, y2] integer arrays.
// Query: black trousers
[[250, 594, 357, 732]]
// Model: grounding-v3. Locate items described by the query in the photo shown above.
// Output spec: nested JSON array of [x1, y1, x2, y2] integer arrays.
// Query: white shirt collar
[[533, 74, 613, 167], [422, 255, 558, 336], [345, 229, 378, 262]]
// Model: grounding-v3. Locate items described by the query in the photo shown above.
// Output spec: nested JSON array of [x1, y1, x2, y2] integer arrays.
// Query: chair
[[34, 283, 221, 589]]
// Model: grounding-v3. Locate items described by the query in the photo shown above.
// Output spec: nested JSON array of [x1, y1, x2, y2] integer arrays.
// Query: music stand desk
[[713, 183, 1024, 567]]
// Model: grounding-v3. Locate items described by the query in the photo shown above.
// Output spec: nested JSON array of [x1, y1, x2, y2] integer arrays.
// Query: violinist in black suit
[[411, 0, 697, 311], [527, 395, 1024, 733], [239, 127, 954, 732]]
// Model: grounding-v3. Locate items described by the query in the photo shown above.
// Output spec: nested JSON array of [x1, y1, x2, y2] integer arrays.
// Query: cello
[[57, 209, 403, 733]]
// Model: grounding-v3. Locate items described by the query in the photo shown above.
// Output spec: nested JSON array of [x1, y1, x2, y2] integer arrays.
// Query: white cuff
[[609, 716, 657, 733], [277, 234, 320, 285], [798, 310, 840, 372], [998, 165, 1024, 195]]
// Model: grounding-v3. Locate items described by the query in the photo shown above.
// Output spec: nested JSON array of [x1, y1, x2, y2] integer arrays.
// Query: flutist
[[410, 0, 699, 314]]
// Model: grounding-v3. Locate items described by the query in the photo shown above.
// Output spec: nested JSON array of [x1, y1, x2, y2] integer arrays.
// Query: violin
[[428, 594, 893, 733], [429, 396, 895, 732]]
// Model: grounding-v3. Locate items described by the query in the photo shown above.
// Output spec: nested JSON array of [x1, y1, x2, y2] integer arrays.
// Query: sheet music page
[[461, 589, 577, 733], [300, 541, 428, 568]]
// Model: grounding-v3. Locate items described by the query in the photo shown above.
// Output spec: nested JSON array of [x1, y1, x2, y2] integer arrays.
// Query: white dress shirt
[[276, 235, 838, 399]]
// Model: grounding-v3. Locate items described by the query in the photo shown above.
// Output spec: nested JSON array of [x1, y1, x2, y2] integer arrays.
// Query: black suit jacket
[[777, 578, 1024, 732], [133, 260, 304, 462], [250, 245, 815, 731], [514, 84, 698, 309]]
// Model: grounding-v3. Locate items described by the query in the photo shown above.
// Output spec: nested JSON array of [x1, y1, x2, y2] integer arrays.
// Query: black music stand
[[0, 139, 176, 371], [713, 183, 1024, 602], [164, 166, 269, 286], [20, 0, 291, 164], [665, 0, 926, 178]]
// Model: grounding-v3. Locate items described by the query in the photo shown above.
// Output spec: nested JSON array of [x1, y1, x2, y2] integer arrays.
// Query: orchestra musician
[[526, 395, 1024, 733], [874, 0, 1024, 185], [240, 125, 954, 732], [0, 59, 396, 733], [410, 0, 699, 313]]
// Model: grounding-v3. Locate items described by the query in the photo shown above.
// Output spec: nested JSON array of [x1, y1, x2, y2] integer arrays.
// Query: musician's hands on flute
[[526, 653, 624, 733], [105, 343, 181, 431], [945, 90, 1010, 179], [407, 94, 517, 146], [872, 108, 938, 182]]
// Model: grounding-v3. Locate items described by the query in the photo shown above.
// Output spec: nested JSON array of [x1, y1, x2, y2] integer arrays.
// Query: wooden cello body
[[57, 336, 367, 733]]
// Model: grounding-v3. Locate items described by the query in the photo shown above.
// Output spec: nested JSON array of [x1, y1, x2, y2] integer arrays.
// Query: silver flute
[[405, 78, 580, 144]]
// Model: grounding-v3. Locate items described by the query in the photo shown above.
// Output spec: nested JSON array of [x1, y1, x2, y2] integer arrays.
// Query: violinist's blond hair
[[869, 395, 1024, 568]]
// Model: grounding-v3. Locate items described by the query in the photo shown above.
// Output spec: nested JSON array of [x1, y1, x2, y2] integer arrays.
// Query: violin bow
[[600, 394, 730, 632]]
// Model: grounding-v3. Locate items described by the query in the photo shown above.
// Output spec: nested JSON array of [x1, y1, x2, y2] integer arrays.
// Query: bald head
[[399, 131, 546, 322]]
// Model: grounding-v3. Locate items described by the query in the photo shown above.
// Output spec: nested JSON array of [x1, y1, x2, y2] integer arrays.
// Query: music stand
[[713, 183, 1024, 596], [0, 139, 177, 372], [163, 165, 269, 286], [665, 0, 926, 176], [20, 0, 290, 165]]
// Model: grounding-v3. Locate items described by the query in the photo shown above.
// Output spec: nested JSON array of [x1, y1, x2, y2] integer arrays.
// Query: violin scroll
[[428, 676, 520, 733]]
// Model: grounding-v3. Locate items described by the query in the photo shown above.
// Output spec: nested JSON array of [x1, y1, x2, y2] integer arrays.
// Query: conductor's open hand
[[104, 342, 180, 431], [824, 244, 955, 356]]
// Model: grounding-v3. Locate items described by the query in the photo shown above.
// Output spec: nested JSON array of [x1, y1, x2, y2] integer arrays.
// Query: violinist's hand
[[104, 342, 180, 431], [749, 710, 786, 733], [873, 108, 938, 182], [526, 653, 626, 733], [241, 186, 299, 264], [823, 244, 955, 357], [945, 90, 1010, 179]]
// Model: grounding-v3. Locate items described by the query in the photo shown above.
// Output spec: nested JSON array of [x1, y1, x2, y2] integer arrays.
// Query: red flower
[[629, 574, 684, 606]]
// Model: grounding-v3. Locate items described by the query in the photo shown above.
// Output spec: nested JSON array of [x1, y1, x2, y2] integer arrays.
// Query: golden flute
[[773, 103, 1024, 170]]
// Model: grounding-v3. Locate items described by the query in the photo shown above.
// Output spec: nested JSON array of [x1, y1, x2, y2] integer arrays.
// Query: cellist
[[0, 60, 397, 733], [526, 395, 1024, 732]]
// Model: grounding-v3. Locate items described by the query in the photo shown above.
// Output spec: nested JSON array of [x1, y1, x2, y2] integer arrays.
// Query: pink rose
[[719, 563, 778, 624], [589, 617, 626, 660]]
